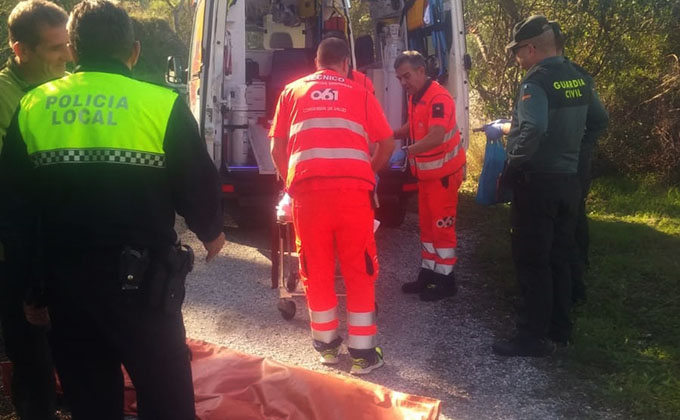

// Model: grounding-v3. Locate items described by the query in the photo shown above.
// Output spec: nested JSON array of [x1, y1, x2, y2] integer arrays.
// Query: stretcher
[[270, 198, 304, 320], [270, 193, 380, 321]]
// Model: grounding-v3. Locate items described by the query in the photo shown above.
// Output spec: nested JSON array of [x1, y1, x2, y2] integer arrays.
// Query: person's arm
[[365, 93, 395, 171], [268, 88, 291, 182], [164, 98, 225, 262], [506, 82, 549, 167], [0, 109, 42, 302], [581, 87, 609, 156], [371, 137, 395, 172], [405, 125, 445, 156], [392, 122, 410, 140], [404, 94, 455, 156], [271, 136, 289, 179]]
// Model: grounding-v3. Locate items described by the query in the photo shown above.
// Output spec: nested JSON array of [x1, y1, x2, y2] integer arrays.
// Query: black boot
[[419, 271, 457, 301], [401, 268, 434, 294]]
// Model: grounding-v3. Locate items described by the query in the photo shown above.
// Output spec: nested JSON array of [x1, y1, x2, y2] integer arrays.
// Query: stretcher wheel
[[278, 299, 296, 320], [286, 273, 299, 293]]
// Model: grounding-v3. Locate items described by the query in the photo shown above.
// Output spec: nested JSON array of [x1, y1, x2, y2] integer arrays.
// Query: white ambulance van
[[166, 0, 470, 227]]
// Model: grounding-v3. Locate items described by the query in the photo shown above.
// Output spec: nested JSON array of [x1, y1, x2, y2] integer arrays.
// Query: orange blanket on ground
[[124, 339, 441, 420]]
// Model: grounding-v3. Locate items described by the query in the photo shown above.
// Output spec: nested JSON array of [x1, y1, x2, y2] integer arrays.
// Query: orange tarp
[[124, 339, 441, 420]]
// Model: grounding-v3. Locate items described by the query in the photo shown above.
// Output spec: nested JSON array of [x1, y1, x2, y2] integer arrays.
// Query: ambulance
[[166, 0, 470, 227]]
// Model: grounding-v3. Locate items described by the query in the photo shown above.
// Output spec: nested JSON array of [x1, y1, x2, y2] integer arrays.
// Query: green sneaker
[[319, 346, 340, 365], [350, 347, 384, 375]]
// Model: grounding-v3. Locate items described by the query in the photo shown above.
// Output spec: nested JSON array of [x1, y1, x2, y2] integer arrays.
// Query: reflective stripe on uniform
[[30, 148, 165, 168], [435, 247, 456, 259], [415, 142, 463, 171], [422, 259, 435, 270], [347, 311, 376, 327], [289, 147, 370, 167], [312, 329, 340, 344], [289, 117, 367, 140], [421, 242, 435, 254], [347, 334, 377, 350], [309, 307, 338, 324], [434, 264, 454, 275]]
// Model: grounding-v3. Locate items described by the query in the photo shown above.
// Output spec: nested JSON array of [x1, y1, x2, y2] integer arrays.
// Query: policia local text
[[46, 94, 128, 125]]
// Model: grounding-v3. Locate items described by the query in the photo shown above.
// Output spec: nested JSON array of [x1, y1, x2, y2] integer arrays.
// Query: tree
[[465, 0, 680, 180]]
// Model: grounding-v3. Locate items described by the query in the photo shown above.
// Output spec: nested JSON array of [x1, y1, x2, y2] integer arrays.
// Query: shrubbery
[[465, 0, 680, 182]]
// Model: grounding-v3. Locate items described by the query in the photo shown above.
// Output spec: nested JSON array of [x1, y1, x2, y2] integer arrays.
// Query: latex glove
[[388, 147, 407, 166], [276, 192, 293, 222], [482, 119, 508, 141]]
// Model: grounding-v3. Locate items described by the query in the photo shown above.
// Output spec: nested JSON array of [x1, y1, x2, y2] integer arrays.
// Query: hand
[[482, 118, 511, 141], [23, 302, 50, 327], [203, 232, 225, 262], [401, 145, 410, 156]]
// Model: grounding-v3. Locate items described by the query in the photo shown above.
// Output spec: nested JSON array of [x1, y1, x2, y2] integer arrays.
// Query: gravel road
[[179, 211, 622, 420]]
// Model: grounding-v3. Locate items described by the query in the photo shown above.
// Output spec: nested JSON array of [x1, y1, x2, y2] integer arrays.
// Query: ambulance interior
[[230, 0, 462, 175], [229, 0, 406, 173]]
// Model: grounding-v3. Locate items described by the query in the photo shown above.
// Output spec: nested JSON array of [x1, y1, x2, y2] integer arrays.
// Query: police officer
[[0, 1, 225, 418], [393, 51, 465, 301], [550, 21, 609, 304], [270, 37, 394, 375], [491, 16, 608, 357], [0, 1, 71, 418]]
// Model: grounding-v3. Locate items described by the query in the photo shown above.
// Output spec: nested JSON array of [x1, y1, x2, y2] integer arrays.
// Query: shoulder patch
[[432, 103, 444, 118]]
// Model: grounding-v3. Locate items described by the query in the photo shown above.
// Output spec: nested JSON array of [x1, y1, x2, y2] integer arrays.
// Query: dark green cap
[[506, 15, 551, 51]]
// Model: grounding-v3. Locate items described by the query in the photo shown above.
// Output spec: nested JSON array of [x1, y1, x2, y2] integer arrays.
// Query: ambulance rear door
[[445, 0, 471, 152]]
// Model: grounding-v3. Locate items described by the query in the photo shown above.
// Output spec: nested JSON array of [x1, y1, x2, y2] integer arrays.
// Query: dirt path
[[0, 210, 623, 419]]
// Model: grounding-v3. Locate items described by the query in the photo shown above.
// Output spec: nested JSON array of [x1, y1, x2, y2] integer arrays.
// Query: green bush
[[465, 0, 680, 182], [131, 16, 188, 85]]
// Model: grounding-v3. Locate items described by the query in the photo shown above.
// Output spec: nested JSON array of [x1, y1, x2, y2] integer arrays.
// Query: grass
[[461, 133, 680, 419]]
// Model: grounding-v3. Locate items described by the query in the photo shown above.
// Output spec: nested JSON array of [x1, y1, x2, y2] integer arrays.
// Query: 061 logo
[[310, 88, 338, 101]]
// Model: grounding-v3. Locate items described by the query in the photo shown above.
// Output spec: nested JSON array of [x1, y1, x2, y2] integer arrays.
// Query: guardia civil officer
[[0, 3, 70, 418], [0, 1, 225, 418], [491, 16, 608, 357], [550, 21, 609, 305]]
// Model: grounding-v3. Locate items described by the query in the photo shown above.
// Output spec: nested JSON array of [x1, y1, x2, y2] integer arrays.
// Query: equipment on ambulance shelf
[[298, 0, 316, 18], [406, 0, 426, 30], [271, 0, 301, 27], [369, 0, 403, 19]]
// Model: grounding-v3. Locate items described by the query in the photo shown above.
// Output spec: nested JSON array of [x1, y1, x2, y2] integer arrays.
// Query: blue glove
[[388, 147, 407, 166], [482, 118, 510, 141]]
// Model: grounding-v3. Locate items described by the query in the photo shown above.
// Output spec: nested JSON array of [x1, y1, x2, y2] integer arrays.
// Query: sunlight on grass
[[463, 170, 680, 419]]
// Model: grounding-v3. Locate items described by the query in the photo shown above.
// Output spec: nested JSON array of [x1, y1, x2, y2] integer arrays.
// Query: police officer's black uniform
[[0, 55, 223, 419], [493, 16, 608, 357]]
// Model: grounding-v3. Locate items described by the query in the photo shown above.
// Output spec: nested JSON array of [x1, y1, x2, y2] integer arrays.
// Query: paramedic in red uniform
[[393, 51, 466, 301], [270, 37, 394, 375]]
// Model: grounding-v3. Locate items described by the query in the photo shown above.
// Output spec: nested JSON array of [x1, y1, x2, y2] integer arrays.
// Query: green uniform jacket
[[0, 58, 31, 152], [507, 56, 609, 173]]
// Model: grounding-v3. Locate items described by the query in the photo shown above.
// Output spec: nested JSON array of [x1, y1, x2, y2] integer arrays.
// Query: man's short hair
[[8, 0, 68, 48], [394, 51, 426, 71], [316, 37, 350, 68], [68, 0, 135, 62]]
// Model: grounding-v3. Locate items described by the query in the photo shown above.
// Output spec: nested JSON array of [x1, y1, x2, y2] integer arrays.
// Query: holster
[[148, 244, 194, 314], [120, 243, 194, 314]]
